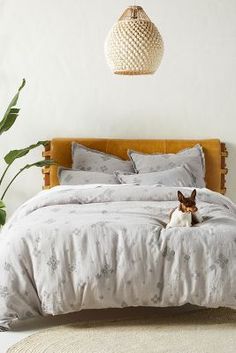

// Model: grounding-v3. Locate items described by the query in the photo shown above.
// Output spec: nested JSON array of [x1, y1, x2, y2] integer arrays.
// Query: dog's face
[[178, 189, 198, 213]]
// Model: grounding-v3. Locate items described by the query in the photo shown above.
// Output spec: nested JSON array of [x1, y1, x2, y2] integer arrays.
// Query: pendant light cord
[[132, 0, 138, 19]]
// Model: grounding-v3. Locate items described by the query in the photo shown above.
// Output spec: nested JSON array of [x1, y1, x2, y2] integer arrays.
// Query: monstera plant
[[0, 79, 54, 226]]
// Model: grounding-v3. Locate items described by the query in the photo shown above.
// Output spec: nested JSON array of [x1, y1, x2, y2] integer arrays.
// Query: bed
[[1, 137, 235, 331]]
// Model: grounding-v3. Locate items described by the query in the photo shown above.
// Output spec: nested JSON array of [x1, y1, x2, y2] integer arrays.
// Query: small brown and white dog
[[166, 189, 202, 229]]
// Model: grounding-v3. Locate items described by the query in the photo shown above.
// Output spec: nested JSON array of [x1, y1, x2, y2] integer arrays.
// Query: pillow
[[115, 165, 196, 187], [58, 168, 119, 185], [128, 144, 205, 187], [72, 142, 133, 173]]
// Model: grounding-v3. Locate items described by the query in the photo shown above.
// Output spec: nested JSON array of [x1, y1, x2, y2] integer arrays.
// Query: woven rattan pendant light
[[105, 5, 164, 75]]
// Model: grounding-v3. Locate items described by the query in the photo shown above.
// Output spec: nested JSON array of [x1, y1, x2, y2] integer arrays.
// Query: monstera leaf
[[0, 200, 6, 226], [0, 79, 25, 135], [4, 141, 49, 165]]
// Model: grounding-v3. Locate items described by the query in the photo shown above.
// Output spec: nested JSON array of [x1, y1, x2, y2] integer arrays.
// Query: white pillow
[[58, 168, 119, 185], [128, 144, 205, 188], [115, 165, 197, 187], [72, 142, 133, 173]]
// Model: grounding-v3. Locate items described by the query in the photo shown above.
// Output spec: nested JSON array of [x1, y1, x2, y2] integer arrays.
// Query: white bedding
[[0, 184, 236, 330]]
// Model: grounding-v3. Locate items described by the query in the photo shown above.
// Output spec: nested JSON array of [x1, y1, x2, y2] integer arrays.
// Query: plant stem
[[1, 167, 26, 200], [0, 163, 11, 186]]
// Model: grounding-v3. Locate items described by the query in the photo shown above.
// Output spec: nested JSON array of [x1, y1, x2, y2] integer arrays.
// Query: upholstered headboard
[[42, 138, 228, 194]]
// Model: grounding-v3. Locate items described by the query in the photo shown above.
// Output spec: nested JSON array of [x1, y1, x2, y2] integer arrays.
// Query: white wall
[[0, 0, 236, 216]]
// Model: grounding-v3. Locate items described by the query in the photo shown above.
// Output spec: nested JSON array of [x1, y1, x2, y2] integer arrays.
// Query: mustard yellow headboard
[[42, 138, 228, 194]]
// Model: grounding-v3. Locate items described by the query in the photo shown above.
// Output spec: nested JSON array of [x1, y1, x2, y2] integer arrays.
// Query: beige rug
[[7, 308, 236, 353]]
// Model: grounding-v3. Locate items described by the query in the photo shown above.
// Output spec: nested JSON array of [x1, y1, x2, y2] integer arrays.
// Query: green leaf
[[0, 79, 26, 135], [24, 159, 56, 169], [4, 140, 49, 165], [0, 208, 6, 226], [0, 200, 5, 209], [0, 159, 56, 201]]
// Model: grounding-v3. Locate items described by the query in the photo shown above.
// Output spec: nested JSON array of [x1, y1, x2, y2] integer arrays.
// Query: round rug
[[7, 308, 236, 353]]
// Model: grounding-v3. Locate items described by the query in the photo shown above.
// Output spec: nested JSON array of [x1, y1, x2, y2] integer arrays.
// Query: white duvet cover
[[0, 184, 236, 330]]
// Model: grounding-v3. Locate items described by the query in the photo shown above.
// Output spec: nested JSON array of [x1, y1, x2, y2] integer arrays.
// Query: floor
[[1, 306, 202, 353], [1, 312, 83, 353]]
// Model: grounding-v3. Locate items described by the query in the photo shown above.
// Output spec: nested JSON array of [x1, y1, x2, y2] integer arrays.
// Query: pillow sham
[[128, 144, 205, 187], [115, 165, 196, 187], [58, 168, 119, 185], [72, 142, 133, 173]]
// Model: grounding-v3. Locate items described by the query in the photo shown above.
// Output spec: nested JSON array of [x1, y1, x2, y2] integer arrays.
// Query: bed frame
[[42, 138, 228, 194]]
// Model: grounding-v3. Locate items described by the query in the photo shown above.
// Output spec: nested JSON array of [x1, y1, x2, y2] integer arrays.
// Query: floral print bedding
[[128, 144, 205, 187], [58, 169, 119, 185], [72, 142, 134, 172], [0, 184, 236, 330], [115, 165, 196, 187]]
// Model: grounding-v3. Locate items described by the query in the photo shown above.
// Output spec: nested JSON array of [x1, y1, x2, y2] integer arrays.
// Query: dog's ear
[[177, 191, 184, 203], [191, 189, 196, 200]]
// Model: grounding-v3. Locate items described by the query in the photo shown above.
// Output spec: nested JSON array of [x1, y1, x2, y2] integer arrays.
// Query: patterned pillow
[[128, 144, 205, 188], [115, 165, 196, 187], [58, 168, 119, 185], [72, 143, 133, 173]]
